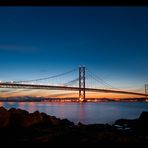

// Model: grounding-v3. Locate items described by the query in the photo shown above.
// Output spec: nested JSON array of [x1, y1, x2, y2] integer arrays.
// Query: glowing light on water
[[79, 97, 84, 102]]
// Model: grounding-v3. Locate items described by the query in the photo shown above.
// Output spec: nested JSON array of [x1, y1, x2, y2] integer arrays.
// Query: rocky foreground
[[0, 107, 148, 144]]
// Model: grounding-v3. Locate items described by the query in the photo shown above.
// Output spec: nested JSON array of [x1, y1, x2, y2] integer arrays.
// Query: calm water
[[0, 102, 148, 125]]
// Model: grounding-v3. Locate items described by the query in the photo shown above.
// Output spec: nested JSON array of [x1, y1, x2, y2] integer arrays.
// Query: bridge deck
[[0, 83, 147, 96]]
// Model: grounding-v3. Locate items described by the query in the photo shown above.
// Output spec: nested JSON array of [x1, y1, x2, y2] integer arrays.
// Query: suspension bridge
[[0, 66, 148, 102]]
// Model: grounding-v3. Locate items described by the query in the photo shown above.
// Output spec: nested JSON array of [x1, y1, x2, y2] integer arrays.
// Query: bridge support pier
[[79, 66, 86, 102]]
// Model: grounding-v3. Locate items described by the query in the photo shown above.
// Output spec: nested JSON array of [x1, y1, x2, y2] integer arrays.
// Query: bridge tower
[[79, 66, 86, 102], [145, 84, 148, 100]]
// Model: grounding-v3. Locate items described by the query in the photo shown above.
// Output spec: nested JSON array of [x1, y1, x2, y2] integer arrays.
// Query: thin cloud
[[0, 45, 40, 52]]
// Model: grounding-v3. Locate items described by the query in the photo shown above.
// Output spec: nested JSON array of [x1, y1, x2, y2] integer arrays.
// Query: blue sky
[[0, 6, 148, 97]]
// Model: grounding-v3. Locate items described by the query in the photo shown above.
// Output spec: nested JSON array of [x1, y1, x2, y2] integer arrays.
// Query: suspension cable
[[63, 78, 79, 86], [86, 68, 118, 89], [14, 68, 77, 83]]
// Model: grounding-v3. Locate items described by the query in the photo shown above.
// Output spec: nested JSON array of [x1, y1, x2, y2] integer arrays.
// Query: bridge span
[[0, 66, 147, 101], [0, 82, 147, 97]]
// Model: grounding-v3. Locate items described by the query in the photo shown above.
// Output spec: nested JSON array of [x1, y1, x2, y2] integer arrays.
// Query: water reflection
[[1, 102, 148, 124], [78, 103, 86, 124]]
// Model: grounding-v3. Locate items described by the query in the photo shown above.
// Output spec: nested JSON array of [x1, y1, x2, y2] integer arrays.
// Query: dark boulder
[[20, 111, 43, 128], [136, 111, 148, 133], [40, 113, 74, 127], [1, 107, 74, 128], [8, 108, 29, 128], [60, 119, 74, 126], [114, 119, 139, 131], [78, 122, 84, 126], [8, 108, 29, 116], [139, 111, 148, 124], [0, 107, 10, 128], [7, 108, 43, 128], [47, 116, 61, 126]]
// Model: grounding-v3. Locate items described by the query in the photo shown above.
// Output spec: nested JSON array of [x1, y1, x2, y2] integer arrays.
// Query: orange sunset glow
[[0, 89, 143, 100]]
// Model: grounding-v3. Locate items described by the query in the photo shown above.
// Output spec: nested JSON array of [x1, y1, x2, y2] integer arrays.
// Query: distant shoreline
[[0, 100, 147, 103], [0, 96, 147, 103]]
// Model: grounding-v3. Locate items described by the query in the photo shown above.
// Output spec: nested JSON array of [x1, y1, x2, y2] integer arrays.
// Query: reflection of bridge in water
[[0, 66, 148, 102]]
